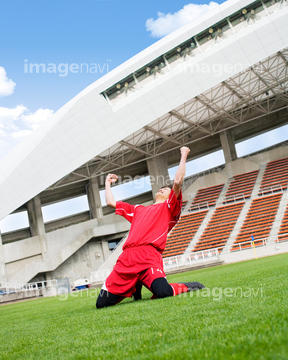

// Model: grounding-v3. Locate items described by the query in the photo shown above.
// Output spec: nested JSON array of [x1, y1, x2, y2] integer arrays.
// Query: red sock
[[150, 283, 188, 299], [170, 283, 188, 296]]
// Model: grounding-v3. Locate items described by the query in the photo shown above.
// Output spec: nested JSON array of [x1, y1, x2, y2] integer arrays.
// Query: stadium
[[1, 0, 288, 358]]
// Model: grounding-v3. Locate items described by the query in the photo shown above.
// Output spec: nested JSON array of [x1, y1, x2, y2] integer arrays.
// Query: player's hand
[[180, 146, 190, 157], [106, 174, 118, 185]]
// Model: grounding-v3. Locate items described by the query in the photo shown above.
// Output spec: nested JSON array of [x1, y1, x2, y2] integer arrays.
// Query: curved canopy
[[1, 0, 288, 220]]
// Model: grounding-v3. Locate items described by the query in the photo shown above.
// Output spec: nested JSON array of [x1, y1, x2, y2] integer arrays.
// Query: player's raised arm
[[173, 146, 190, 197], [105, 174, 118, 209]]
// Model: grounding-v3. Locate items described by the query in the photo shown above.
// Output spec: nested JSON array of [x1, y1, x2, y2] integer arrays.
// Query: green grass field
[[1, 253, 287, 360]]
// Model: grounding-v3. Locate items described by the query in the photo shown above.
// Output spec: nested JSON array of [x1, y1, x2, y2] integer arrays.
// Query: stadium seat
[[277, 203, 288, 242], [231, 193, 283, 251], [189, 184, 224, 211], [162, 210, 208, 258], [192, 201, 245, 253], [223, 170, 259, 203], [259, 157, 288, 195], [181, 200, 188, 211]]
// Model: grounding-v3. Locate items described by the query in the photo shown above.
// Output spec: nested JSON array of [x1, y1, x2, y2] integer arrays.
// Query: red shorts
[[103, 245, 166, 297]]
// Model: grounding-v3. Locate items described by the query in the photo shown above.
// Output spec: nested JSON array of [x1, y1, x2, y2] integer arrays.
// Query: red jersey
[[115, 189, 182, 253]]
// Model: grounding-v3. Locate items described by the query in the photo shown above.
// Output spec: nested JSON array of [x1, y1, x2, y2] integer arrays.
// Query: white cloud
[[12, 129, 34, 139], [0, 105, 54, 158], [0, 67, 16, 97], [21, 108, 54, 131], [146, 2, 220, 38], [0, 105, 27, 122]]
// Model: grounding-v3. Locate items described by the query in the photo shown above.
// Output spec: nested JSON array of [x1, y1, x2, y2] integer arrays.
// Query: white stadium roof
[[1, 0, 288, 220]]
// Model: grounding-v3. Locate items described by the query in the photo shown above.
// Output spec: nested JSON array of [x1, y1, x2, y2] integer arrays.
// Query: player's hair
[[159, 184, 173, 190]]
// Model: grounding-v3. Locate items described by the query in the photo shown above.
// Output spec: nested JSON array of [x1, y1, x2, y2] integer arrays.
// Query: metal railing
[[275, 233, 288, 243], [223, 193, 246, 204], [21, 280, 58, 290], [188, 201, 210, 212], [163, 248, 219, 270], [90, 248, 220, 284], [0, 279, 58, 295], [230, 234, 288, 251], [231, 238, 268, 251], [258, 184, 286, 196]]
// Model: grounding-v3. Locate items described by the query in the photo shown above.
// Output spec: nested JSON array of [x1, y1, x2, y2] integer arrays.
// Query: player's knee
[[151, 278, 173, 298], [153, 288, 171, 298], [96, 294, 105, 309], [96, 289, 109, 309], [96, 300, 104, 309], [96, 289, 122, 308]]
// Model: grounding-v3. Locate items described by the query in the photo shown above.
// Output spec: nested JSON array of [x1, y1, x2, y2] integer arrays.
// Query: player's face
[[155, 187, 172, 201]]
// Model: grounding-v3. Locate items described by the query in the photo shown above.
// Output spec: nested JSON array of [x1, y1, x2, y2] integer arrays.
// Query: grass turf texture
[[0, 253, 287, 360]]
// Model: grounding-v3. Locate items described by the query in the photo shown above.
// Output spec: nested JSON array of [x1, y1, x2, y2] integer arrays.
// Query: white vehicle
[[73, 278, 90, 290]]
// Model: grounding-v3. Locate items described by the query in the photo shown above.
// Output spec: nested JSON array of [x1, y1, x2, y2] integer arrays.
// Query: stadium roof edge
[[0, 0, 288, 220], [0, 0, 258, 174], [66, 0, 257, 99], [0, 0, 241, 170]]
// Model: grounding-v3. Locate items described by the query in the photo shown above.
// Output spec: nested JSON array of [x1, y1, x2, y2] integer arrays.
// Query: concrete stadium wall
[[223, 158, 260, 178], [45, 211, 91, 233], [249, 146, 288, 165], [5, 254, 43, 282], [2, 228, 31, 244], [46, 238, 110, 284], [44, 214, 129, 259], [3, 236, 42, 264], [186, 172, 228, 194], [3, 144, 288, 286], [2, 211, 130, 285]]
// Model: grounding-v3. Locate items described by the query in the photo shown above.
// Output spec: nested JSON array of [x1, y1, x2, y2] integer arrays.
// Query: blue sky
[[0, 0, 287, 231], [0, 0, 226, 158], [0, 0, 223, 113]]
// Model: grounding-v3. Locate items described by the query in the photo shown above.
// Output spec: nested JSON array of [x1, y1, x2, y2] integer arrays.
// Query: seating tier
[[189, 184, 224, 211], [223, 170, 259, 203], [163, 210, 208, 258], [259, 157, 288, 194], [192, 202, 245, 253], [231, 193, 282, 251]]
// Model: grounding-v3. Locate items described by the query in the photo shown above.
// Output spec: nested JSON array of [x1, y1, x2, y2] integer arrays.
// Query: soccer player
[[96, 146, 204, 308]]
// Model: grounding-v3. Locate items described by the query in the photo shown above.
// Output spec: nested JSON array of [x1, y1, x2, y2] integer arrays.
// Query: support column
[[0, 231, 7, 284], [220, 130, 237, 163], [101, 239, 111, 261], [87, 177, 103, 223], [27, 196, 45, 236], [147, 155, 171, 199], [27, 195, 46, 255]]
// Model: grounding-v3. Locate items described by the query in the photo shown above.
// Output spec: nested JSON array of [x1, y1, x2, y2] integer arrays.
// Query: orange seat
[[191, 202, 245, 254], [162, 210, 208, 258], [223, 170, 259, 203], [231, 193, 282, 251], [259, 157, 288, 195]]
